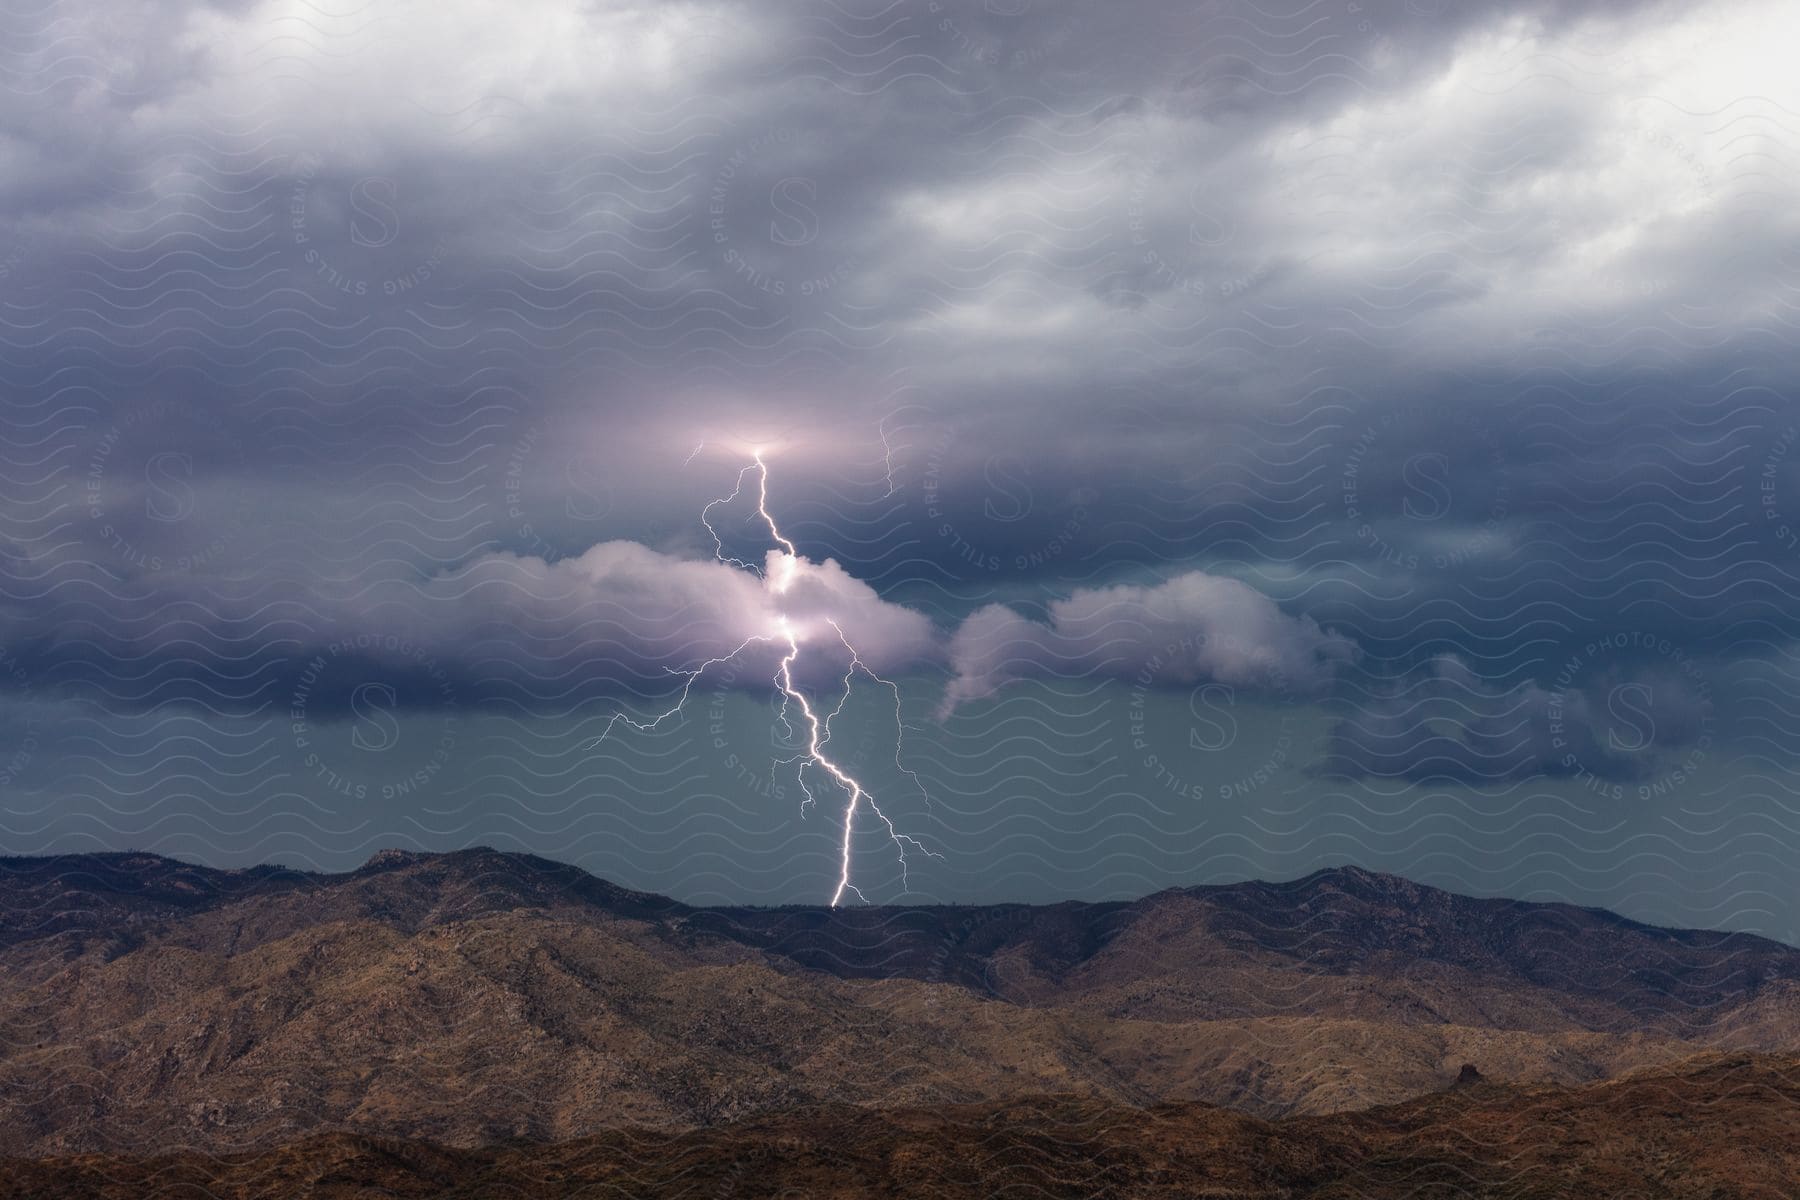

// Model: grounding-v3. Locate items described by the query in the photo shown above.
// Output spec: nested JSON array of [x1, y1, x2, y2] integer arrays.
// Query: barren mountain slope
[[6, 1054, 1798, 1199], [1, 850, 1795, 1157]]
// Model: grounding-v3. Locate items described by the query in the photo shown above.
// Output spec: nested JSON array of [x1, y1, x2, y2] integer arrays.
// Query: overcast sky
[[3, 0, 1800, 934]]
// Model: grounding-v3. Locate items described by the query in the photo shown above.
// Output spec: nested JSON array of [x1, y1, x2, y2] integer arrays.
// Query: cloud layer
[[943, 572, 1356, 713], [1, 0, 1798, 929]]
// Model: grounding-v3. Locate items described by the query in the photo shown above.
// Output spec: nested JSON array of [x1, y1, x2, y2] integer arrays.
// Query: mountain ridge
[[8, 847, 1797, 1022], [6, 844, 1787, 951], [2, 848, 1796, 1158]]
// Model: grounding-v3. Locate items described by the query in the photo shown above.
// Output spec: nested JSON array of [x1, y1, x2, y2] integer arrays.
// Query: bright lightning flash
[[595, 451, 934, 906]]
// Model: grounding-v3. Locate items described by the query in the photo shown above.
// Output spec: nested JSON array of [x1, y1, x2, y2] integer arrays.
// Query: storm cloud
[[1316, 653, 1716, 788], [2, 0, 1799, 928]]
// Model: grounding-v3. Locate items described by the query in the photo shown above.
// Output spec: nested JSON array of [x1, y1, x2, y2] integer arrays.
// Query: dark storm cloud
[[4, 0, 1800, 931], [0, 0, 1792, 702], [1316, 652, 1716, 786]]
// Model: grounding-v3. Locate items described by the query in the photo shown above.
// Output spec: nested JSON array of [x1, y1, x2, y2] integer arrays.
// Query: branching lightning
[[877, 413, 898, 498], [594, 449, 934, 906]]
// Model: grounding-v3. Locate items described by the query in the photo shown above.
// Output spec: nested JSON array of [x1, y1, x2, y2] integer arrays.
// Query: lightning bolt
[[589, 632, 775, 743], [877, 413, 898, 498], [595, 449, 934, 905]]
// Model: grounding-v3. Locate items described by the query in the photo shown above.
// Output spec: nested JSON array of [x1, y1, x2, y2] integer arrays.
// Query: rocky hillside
[[1, 850, 1796, 1157], [6, 1054, 1798, 1199]]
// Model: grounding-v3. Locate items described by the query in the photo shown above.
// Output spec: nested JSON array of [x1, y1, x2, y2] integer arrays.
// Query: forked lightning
[[593, 451, 934, 905]]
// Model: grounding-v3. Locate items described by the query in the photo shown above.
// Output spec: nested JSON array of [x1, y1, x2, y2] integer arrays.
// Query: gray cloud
[[1317, 653, 1716, 787], [942, 571, 1355, 713], [1, 0, 1797, 929], [0, 540, 941, 715]]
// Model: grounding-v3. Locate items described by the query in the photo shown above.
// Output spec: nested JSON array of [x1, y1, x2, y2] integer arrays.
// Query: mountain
[[7, 1053, 1798, 1198], [1, 849, 1797, 1159]]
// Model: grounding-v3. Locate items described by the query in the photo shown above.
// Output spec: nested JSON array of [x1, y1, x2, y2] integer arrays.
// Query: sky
[[3, 0, 1800, 934]]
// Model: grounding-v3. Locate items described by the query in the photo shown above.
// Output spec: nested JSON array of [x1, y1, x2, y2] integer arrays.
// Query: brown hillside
[[1, 850, 1795, 1158], [5, 1053, 1797, 1199]]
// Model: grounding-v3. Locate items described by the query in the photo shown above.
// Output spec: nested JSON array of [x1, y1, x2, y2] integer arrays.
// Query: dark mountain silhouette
[[6, 849, 1794, 1020], [1, 849, 1796, 1161]]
